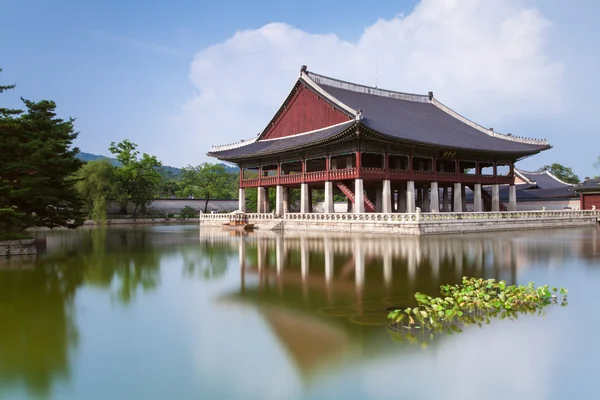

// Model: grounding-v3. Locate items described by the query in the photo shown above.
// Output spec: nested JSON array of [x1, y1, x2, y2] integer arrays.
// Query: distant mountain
[[77, 152, 237, 175]]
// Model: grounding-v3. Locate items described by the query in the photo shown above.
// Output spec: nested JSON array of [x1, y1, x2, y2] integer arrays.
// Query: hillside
[[77, 152, 237, 174]]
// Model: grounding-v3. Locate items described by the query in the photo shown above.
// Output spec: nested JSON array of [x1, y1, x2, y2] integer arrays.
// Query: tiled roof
[[574, 178, 600, 192], [208, 67, 552, 161], [309, 72, 550, 154], [207, 121, 355, 159], [515, 169, 573, 189]]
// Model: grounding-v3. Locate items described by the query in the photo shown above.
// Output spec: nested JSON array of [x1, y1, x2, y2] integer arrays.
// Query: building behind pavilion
[[208, 66, 551, 215]]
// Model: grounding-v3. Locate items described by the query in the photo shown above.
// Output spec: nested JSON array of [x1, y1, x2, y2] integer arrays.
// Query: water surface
[[1, 225, 599, 399]]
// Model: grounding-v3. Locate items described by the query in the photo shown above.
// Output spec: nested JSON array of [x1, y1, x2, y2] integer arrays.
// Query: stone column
[[282, 187, 289, 214], [324, 237, 333, 284], [453, 183, 462, 213], [473, 184, 483, 212], [461, 185, 467, 212], [382, 180, 392, 213], [398, 183, 407, 213], [324, 181, 334, 213], [430, 182, 439, 213], [257, 186, 265, 213], [509, 184, 517, 211], [442, 186, 449, 212], [238, 188, 246, 212], [300, 237, 309, 280], [276, 236, 284, 276], [275, 185, 284, 216], [492, 184, 500, 211], [354, 179, 365, 213], [375, 184, 383, 212], [300, 183, 309, 214], [406, 180, 416, 213], [423, 187, 430, 212]]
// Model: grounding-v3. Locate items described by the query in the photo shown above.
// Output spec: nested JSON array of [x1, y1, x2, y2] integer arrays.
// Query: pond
[[1, 225, 599, 399]]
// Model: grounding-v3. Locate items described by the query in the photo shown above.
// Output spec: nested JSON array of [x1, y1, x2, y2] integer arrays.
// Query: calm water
[[1, 225, 599, 400]]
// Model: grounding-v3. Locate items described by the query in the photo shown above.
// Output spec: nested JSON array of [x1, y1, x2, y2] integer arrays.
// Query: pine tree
[[0, 69, 85, 237]]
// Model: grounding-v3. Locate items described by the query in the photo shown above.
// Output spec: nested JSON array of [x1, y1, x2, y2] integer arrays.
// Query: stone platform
[[199, 210, 600, 236]]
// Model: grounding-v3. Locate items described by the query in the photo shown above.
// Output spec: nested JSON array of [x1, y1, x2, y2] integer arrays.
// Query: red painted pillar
[[302, 158, 306, 183], [258, 165, 262, 186], [239, 167, 243, 188], [355, 151, 362, 179], [326, 155, 330, 181], [493, 163, 498, 177], [384, 152, 389, 179]]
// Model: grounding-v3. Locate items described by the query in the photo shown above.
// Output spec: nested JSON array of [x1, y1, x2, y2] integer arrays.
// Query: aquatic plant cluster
[[387, 277, 568, 338]]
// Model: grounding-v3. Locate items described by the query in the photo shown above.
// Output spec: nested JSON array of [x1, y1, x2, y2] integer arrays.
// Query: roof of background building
[[574, 178, 600, 192]]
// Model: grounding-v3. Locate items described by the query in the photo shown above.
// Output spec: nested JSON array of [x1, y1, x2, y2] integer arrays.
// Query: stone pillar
[[398, 183, 407, 213], [300, 183, 309, 214], [354, 179, 365, 213], [324, 238, 333, 284], [461, 185, 467, 212], [430, 182, 439, 213], [276, 236, 284, 275], [324, 181, 334, 213], [238, 188, 246, 212], [263, 188, 270, 213], [509, 184, 517, 211], [382, 180, 392, 213], [257, 186, 265, 213], [492, 184, 500, 212], [375, 184, 383, 213], [442, 186, 449, 212], [300, 237, 308, 280], [473, 184, 483, 212], [406, 180, 415, 213], [275, 185, 283, 216], [282, 187, 289, 214], [453, 183, 462, 213], [423, 187, 430, 212]]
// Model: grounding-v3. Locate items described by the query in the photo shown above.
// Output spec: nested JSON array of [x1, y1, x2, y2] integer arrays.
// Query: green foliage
[[74, 159, 118, 221], [109, 139, 162, 217], [177, 163, 237, 213], [538, 163, 580, 184], [179, 205, 197, 219], [387, 277, 568, 346], [0, 71, 86, 235]]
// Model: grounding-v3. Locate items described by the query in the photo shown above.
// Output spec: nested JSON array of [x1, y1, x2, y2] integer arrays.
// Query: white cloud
[[175, 0, 562, 165]]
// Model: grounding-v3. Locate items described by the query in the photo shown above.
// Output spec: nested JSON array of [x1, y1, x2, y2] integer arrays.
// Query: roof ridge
[[306, 71, 430, 103], [209, 135, 259, 152], [260, 120, 355, 142], [431, 98, 549, 146], [542, 169, 574, 186]]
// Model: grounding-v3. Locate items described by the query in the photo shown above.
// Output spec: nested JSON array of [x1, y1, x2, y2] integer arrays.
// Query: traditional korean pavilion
[[208, 66, 551, 215]]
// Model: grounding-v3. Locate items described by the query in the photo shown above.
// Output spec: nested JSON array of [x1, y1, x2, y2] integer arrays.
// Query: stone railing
[[198, 213, 276, 221], [284, 209, 600, 222]]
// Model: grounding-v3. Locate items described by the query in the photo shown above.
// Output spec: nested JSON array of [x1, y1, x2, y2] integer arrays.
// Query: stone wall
[[108, 199, 238, 215], [0, 239, 37, 256]]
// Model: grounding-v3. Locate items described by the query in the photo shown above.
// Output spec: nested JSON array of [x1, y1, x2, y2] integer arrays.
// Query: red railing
[[240, 167, 513, 187]]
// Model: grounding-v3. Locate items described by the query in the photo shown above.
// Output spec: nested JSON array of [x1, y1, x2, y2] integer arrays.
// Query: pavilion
[[208, 66, 551, 215]]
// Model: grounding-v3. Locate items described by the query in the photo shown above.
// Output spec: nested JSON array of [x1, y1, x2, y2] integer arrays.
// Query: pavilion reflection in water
[[207, 228, 522, 381]]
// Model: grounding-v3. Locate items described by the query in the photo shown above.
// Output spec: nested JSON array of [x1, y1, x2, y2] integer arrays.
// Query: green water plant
[[387, 277, 568, 341]]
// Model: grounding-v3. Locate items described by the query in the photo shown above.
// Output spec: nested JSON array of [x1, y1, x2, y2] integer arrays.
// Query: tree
[[178, 163, 236, 213], [1, 70, 85, 236], [74, 159, 118, 221], [538, 163, 580, 184], [109, 139, 162, 217]]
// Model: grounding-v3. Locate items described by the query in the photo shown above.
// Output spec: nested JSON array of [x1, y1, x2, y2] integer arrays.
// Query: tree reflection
[[181, 241, 232, 280], [0, 262, 80, 399]]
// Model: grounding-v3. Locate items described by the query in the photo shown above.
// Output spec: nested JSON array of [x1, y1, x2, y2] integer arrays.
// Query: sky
[[1, 0, 599, 177]]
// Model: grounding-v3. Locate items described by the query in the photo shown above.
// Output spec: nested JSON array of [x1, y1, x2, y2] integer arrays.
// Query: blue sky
[[1, 0, 599, 177]]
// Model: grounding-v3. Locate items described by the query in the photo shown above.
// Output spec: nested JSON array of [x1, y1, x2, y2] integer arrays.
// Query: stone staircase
[[335, 181, 375, 212], [253, 218, 285, 231]]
